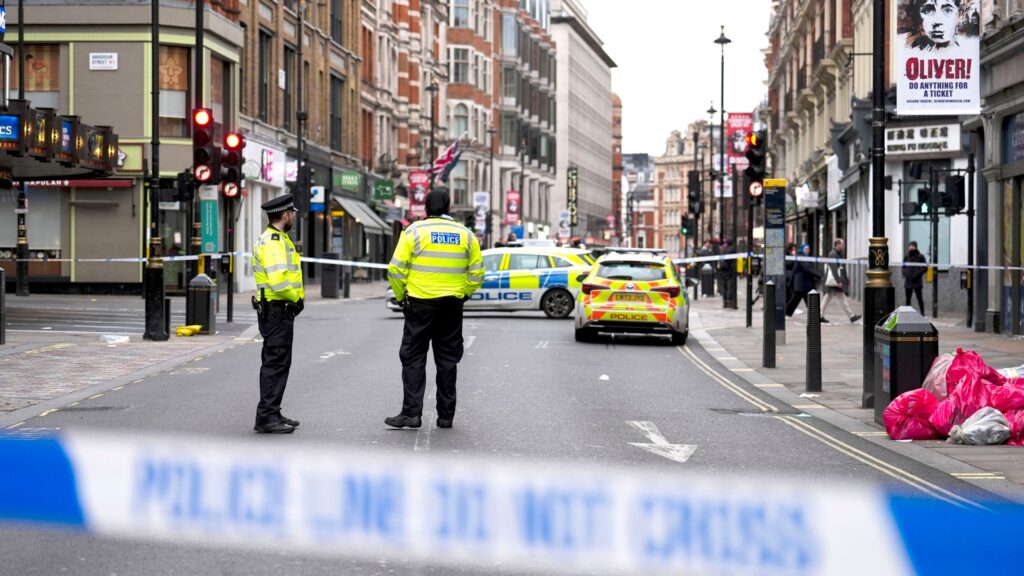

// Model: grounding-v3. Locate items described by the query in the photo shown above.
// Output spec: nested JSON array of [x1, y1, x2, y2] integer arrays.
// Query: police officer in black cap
[[252, 193, 304, 434]]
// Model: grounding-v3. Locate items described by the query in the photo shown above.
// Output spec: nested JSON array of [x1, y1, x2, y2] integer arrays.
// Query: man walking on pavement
[[821, 238, 861, 324], [903, 240, 928, 314], [251, 194, 304, 434], [386, 190, 484, 430]]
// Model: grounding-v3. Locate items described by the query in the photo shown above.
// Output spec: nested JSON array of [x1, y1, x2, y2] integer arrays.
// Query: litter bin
[[321, 252, 340, 299], [873, 306, 938, 424], [186, 273, 217, 335], [701, 264, 715, 297]]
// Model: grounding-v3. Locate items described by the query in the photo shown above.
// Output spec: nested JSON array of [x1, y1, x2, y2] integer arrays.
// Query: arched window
[[452, 103, 469, 138]]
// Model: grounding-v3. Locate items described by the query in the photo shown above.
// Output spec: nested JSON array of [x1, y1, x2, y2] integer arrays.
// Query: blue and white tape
[[0, 432, 1019, 575]]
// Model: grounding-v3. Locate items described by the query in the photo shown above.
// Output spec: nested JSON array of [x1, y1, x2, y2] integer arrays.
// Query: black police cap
[[262, 193, 299, 214]]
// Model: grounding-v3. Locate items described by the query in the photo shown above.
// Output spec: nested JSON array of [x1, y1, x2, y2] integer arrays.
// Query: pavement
[[0, 287, 1012, 574], [689, 283, 1024, 502]]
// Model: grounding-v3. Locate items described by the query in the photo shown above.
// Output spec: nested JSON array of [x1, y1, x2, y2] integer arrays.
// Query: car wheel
[[575, 327, 596, 343], [542, 289, 575, 319], [671, 330, 689, 346]]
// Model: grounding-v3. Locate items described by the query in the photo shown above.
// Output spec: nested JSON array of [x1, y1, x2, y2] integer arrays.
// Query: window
[[501, 112, 518, 150], [502, 65, 517, 98], [452, 103, 469, 137], [158, 45, 189, 137], [283, 45, 296, 131], [258, 29, 272, 122], [453, 0, 469, 28], [596, 262, 668, 281], [210, 57, 231, 141], [502, 13, 518, 55], [330, 0, 343, 44], [330, 75, 344, 151], [240, 23, 248, 115], [483, 253, 502, 273], [11, 44, 61, 111], [451, 48, 470, 84], [451, 162, 469, 207], [508, 254, 541, 270]]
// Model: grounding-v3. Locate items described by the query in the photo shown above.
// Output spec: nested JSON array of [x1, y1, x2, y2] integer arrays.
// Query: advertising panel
[[726, 112, 754, 177], [896, 0, 981, 115], [505, 190, 521, 226], [473, 191, 489, 234], [409, 170, 429, 219]]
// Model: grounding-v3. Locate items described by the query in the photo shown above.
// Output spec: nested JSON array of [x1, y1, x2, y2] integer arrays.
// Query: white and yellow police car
[[387, 246, 594, 318]]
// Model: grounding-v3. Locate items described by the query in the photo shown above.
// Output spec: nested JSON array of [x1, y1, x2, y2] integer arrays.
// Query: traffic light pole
[[967, 153, 975, 329], [190, 0, 205, 282], [930, 168, 940, 319], [144, 0, 168, 341], [862, 0, 895, 409], [746, 194, 755, 328]]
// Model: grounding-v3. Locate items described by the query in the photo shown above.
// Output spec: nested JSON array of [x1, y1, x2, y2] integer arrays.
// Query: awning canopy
[[334, 196, 392, 235]]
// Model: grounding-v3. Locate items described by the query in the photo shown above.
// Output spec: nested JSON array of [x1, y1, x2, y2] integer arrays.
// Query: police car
[[574, 251, 691, 344], [387, 247, 594, 319]]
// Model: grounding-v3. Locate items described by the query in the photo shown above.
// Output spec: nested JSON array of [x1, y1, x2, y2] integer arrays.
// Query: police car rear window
[[596, 262, 667, 281]]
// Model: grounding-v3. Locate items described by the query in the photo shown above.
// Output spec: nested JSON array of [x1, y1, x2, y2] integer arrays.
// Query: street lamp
[[706, 103, 716, 240], [714, 26, 731, 245], [488, 126, 498, 246], [425, 79, 440, 192]]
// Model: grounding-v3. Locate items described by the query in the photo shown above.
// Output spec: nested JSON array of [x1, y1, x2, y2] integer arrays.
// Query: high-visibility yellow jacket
[[388, 216, 483, 301], [253, 226, 304, 302]]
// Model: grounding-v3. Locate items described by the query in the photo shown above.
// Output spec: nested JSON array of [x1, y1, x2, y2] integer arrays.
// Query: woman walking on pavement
[[820, 238, 862, 324], [786, 243, 820, 316], [784, 243, 797, 306], [902, 240, 928, 314]]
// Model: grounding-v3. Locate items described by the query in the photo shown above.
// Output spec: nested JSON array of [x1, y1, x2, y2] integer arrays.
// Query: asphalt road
[[0, 297, 1000, 575]]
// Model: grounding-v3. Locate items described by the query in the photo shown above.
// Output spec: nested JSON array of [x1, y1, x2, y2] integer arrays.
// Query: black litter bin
[[700, 264, 715, 297], [873, 306, 938, 424], [321, 252, 340, 299], [186, 273, 217, 335]]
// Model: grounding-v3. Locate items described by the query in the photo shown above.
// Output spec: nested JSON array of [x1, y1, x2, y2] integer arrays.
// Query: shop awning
[[335, 197, 392, 235]]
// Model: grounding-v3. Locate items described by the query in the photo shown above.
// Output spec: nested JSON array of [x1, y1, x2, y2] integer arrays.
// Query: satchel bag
[[825, 266, 841, 288]]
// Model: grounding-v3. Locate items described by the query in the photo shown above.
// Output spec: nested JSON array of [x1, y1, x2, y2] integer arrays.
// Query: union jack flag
[[431, 135, 466, 184]]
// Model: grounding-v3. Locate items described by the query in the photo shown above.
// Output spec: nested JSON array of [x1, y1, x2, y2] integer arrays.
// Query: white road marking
[[464, 336, 477, 349], [535, 340, 549, 349], [599, 374, 610, 381], [626, 421, 698, 463], [318, 349, 352, 361]]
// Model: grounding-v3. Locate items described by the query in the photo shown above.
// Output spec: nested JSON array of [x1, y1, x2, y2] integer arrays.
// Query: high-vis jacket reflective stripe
[[388, 216, 483, 301], [253, 226, 304, 302]]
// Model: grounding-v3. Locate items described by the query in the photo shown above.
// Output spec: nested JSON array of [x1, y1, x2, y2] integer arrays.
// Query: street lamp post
[[715, 26, 731, 244], [862, 0, 895, 408], [488, 126, 498, 247], [519, 138, 526, 238], [706, 104, 716, 240], [426, 79, 439, 193]]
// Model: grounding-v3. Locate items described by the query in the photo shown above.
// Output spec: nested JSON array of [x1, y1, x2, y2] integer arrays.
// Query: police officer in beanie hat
[[251, 193, 304, 434], [386, 190, 483, 429]]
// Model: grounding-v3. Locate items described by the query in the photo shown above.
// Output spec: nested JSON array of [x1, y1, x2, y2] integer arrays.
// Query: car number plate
[[611, 293, 648, 303]]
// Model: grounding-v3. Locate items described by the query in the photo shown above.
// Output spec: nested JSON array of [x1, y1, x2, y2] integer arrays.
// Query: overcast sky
[[582, 0, 773, 157]]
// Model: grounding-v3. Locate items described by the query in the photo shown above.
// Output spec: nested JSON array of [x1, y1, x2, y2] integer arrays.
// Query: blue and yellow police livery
[[388, 247, 593, 318]]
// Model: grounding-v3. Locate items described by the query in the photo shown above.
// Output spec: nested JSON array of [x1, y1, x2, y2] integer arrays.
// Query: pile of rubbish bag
[[884, 348, 1024, 445]]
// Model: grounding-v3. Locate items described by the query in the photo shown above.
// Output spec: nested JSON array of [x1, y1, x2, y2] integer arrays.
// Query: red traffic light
[[223, 182, 240, 198], [193, 108, 212, 127], [224, 132, 243, 150], [744, 132, 761, 149]]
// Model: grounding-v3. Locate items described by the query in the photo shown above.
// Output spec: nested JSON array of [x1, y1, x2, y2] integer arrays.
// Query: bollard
[[806, 290, 822, 392], [164, 297, 171, 337], [0, 267, 5, 345], [763, 280, 776, 368], [342, 270, 352, 299], [700, 264, 715, 297], [321, 253, 340, 299]]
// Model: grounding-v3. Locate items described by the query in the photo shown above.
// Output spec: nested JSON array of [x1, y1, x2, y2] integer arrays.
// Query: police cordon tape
[[0, 431, 1019, 575]]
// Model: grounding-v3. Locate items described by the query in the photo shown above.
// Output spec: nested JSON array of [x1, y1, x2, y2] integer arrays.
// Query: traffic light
[[687, 170, 701, 215], [943, 175, 965, 214], [192, 108, 217, 184], [744, 131, 766, 188], [681, 216, 695, 237], [220, 131, 245, 198], [917, 187, 933, 216]]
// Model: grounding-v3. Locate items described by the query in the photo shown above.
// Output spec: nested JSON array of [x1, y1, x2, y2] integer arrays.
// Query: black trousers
[[906, 286, 925, 313], [257, 303, 295, 425], [400, 296, 464, 420], [786, 290, 809, 316]]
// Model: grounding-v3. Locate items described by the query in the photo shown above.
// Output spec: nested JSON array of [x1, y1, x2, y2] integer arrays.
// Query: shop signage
[[0, 6, 7, 41], [567, 167, 578, 227], [310, 185, 325, 213], [0, 114, 19, 150], [884, 124, 960, 156], [374, 179, 395, 202], [89, 53, 118, 71], [335, 169, 360, 192], [1003, 112, 1024, 165], [895, 0, 981, 115]]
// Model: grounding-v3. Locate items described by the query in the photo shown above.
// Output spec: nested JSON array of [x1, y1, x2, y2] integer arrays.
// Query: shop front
[[995, 111, 1024, 335], [238, 136, 287, 292], [331, 167, 391, 282]]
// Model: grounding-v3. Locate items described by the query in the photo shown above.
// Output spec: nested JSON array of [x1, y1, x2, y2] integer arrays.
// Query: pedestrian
[[820, 238, 862, 324], [786, 243, 820, 316], [251, 194, 304, 434], [386, 190, 484, 430], [903, 240, 927, 313], [784, 243, 797, 305]]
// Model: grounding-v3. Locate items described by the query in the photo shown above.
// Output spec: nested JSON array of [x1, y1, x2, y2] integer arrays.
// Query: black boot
[[385, 414, 422, 429]]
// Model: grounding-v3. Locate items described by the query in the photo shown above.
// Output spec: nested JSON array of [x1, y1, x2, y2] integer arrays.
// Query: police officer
[[251, 193, 304, 434], [386, 190, 483, 430]]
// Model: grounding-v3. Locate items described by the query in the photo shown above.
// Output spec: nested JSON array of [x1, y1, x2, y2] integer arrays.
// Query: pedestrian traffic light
[[220, 131, 245, 196], [943, 175, 965, 214], [917, 187, 933, 216], [744, 131, 766, 186], [687, 170, 702, 215], [192, 108, 216, 184]]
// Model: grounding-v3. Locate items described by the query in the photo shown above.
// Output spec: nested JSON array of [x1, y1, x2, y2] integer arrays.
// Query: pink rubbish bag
[[929, 377, 993, 437], [1006, 408, 1024, 447], [922, 353, 954, 400], [884, 389, 941, 440], [989, 378, 1024, 413], [945, 348, 1007, 395]]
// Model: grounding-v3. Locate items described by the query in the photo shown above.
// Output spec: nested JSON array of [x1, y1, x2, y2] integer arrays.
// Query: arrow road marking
[[626, 421, 698, 463]]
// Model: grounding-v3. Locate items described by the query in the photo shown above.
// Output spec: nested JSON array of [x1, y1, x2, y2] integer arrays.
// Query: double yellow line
[[677, 345, 984, 510]]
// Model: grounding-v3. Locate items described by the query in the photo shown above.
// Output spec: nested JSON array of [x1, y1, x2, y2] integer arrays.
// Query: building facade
[[611, 91, 622, 244], [551, 0, 614, 244]]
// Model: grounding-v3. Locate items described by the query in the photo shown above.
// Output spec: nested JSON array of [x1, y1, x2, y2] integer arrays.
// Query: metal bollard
[[0, 267, 5, 345], [806, 289, 822, 392], [763, 280, 776, 368]]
